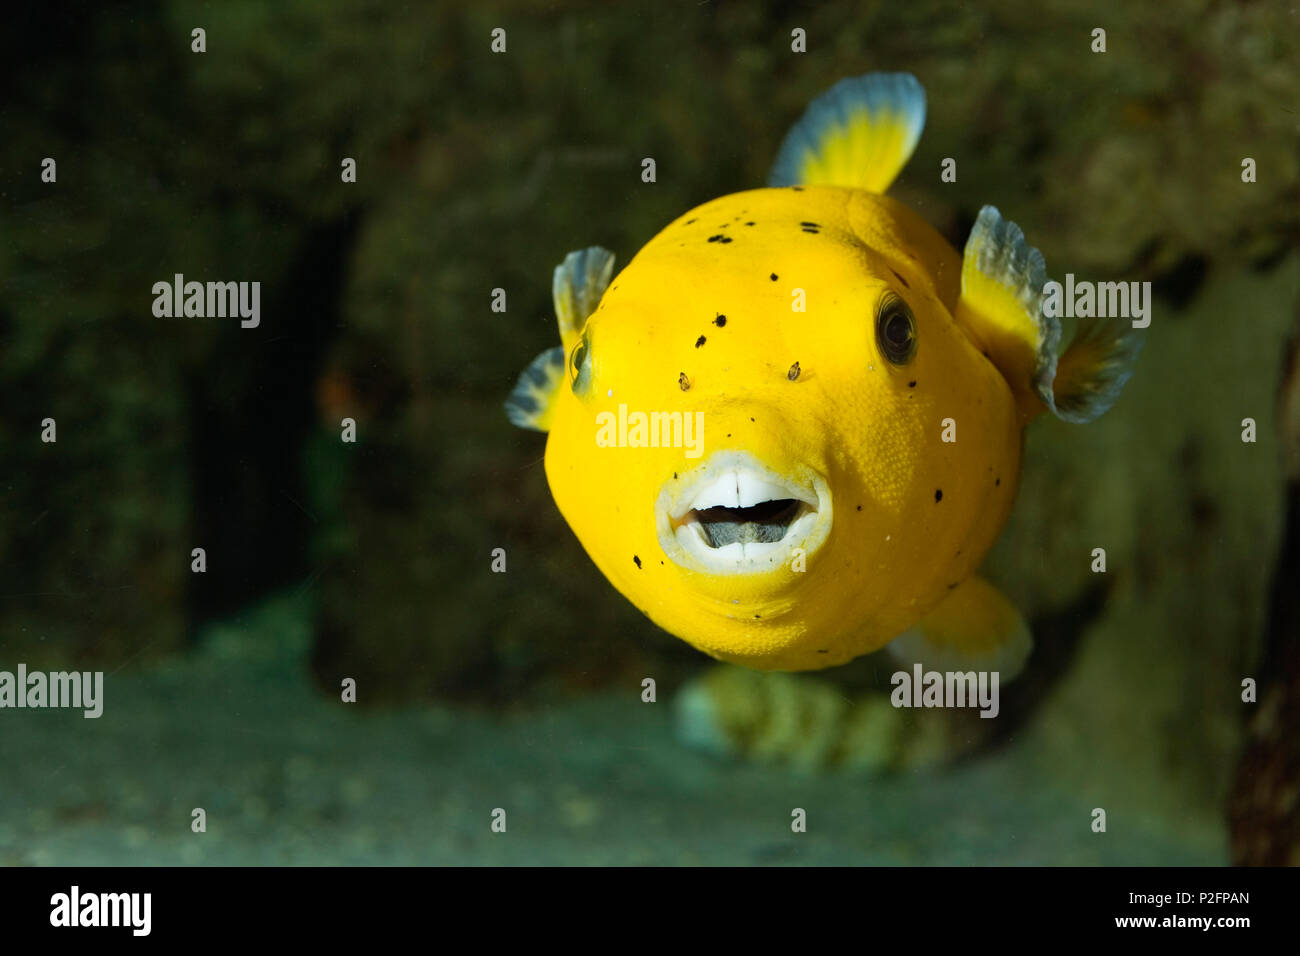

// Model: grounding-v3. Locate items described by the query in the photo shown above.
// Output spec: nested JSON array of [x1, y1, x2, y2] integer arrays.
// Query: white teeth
[[689, 472, 796, 511], [689, 474, 739, 510], [655, 451, 834, 576], [672, 510, 821, 569], [676, 466, 815, 519]]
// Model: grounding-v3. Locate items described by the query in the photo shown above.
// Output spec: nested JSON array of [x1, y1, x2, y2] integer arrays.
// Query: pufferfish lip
[[655, 451, 832, 574]]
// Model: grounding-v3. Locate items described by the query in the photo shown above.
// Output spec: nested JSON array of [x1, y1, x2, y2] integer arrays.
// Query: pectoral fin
[[1048, 309, 1145, 423], [505, 346, 564, 432], [553, 246, 615, 349], [887, 575, 1032, 682], [506, 246, 615, 433], [955, 206, 1142, 424]]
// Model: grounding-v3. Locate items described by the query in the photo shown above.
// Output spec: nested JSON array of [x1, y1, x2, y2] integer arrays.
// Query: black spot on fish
[[995, 477, 1001, 486], [633, 555, 642, 568], [695, 335, 707, 348], [719, 236, 733, 244], [856, 505, 862, 511], [678, 371, 691, 391], [770, 273, 779, 281], [787, 361, 801, 381], [801, 227, 819, 234], [714, 314, 727, 327], [792, 186, 804, 191], [749, 417, 755, 422], [890, 269, 911, 289], [934, 489, 943, 502], [673, 473, 678, 479], [800, 221, 820, 228], [685, 219, 697, 225], [754, 614, 761, 619], [817, 649, 828, 654], [947, 582, 959, 590], [744, 221, 755, 226], [726, 433, 731, 438], [708, 235, 723, 243], [908, 380, 917, 388]]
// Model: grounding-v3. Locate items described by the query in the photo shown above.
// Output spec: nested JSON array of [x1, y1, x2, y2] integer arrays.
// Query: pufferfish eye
[[569, 333, 592, 394], [875, 292, 917, 365]]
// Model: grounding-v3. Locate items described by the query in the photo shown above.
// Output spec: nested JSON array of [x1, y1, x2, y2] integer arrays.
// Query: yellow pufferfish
[[507, 73, 1141, 678]]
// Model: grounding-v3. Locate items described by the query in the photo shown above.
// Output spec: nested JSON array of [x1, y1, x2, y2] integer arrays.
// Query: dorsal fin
[[768, 73, 926, 193], [954, 206, 1142, 424], [553, 246, 615, 349]]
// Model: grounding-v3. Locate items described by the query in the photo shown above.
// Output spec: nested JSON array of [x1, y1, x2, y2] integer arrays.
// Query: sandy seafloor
[[0, 590, 1224, 866]]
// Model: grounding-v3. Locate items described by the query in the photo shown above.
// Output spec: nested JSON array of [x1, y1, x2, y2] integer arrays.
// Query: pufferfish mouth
[[655, 451, 832, 574]]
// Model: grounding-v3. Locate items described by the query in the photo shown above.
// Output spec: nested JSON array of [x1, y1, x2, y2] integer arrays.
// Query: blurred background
[[1, 0, 1297, 864]]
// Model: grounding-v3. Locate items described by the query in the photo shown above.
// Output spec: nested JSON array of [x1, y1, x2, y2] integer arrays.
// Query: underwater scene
[[2, 0, 1299, 874]]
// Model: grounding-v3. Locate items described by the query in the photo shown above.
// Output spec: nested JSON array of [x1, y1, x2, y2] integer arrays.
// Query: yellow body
[[544, 186, 1022, 670]]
